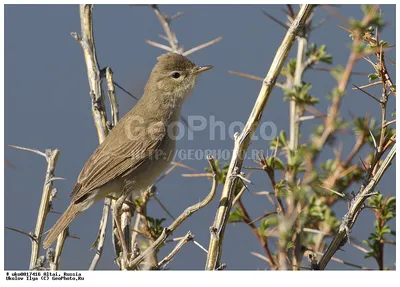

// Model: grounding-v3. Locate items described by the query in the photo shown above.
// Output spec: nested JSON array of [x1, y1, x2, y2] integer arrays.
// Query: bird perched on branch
[[43, 52, 212, 249]]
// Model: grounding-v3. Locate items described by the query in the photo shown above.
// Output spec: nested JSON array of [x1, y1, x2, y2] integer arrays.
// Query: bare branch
[[351, 81, 382, 90], [113, 81, 139, 101], [105, 67, 119, 127], [262, 9, 290, 30], [352, 84, 381, 103], [318, 143, 396, 269], [8, 145, 46, 158], [72, 4, 109, 143], [128, 156, 218, 269], [157, 231, 194, 268], [14, 147, 61, 270], [182, 37, 223, 56], [145, 39, 174, 52], [228, 70, 264, 82], [151, 4, 181, 52], [5, 227, 36, 241], [147, 5, 220, 56], [51, 228, 69, 270], [250, 251, 273, 266], [205, 5, 316, 270], [89, 198, 111, 270]]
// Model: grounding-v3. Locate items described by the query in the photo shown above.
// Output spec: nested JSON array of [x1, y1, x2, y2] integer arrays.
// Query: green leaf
[[272, 157, 285, 170], [368, 73, 379, 82], [228, 206, 245, 223], [286, 241, 295, 251]]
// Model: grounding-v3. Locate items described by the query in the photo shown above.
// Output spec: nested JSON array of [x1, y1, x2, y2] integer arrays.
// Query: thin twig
[[193, 240, 208, 253], [105, 67, 119, 127], [71, 4, 108, 143], [5, 227, 36, 241], [151, 4, 180, 52], [248, 211, 278, 225], [154, 195, 175, 221], [228, 70, 264, 82], [250, 251, 273, 266], [8, 145, 46, 158], [310, 252, 371, 270], [352, 84, 381, 103], [318, 143, 396, 269], [89, 198, 111, 270], [113, 81, 139, 101], [145, 40, 174, 52], [51, 228, 69, 270], [72, 4, 120, 269], [148, 5, 220, 55], [182, 37, 223, 56], [21, 147, 60, 270], [157, 231, 194, 268], [305, 6, 380, 184], [262, 9, 290, 30], [89, 67, 120, 270], [383, 119, 396, 128], [7, 146, 61, 268], [128, 156, 218, 269], [351, 81, 382, 90], [237, 199, 276, 268], [205, 5, 316, 270]]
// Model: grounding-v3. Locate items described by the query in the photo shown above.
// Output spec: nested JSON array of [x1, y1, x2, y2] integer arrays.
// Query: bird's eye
[[171, 72, 181, 79]]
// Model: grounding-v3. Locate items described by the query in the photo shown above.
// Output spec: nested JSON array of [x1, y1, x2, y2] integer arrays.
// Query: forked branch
[[205, 4, 316, 270], [128, 156, 218, 269]]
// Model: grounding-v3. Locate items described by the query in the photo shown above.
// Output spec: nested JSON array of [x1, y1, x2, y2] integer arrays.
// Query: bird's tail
[[43, 203, 81, 249]]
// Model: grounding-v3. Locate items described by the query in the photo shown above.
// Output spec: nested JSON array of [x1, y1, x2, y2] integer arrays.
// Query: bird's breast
[[122, 131, 176, 194]]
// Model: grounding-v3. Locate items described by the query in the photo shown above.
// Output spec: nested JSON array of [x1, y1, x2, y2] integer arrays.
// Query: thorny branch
[[51, 228, 69, 270], [8, 145, 61, 270], [146, 4, 222, 55], [129, 156, 218, 269], [157, 231, 194, 269], [72, 4, 123, 270], [237, 199, 277, 268], [305, 5, 382, 165], [318, 142, 396, 269], [205, 4, 316, 270]]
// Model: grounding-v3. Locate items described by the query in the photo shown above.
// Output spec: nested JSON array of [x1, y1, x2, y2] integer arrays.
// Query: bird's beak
[[193, 65, 213, 75]]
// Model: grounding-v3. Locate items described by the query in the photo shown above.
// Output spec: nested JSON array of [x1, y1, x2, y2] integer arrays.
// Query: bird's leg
[[113, 190, 131, 268]]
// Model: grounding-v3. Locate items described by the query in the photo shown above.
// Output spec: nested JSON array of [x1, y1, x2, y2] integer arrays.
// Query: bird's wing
[[70, 120, 167, 202]]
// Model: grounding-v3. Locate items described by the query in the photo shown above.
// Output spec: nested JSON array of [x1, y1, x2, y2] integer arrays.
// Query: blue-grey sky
[[4, 4, 396, 270]]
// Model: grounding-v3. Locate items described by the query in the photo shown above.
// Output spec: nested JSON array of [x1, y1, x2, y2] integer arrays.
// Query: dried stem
[[72, 4, 125, 269], [205, 4, 315, 270], [105, 67, 119, 127], [182, 37, 222, 56], [288, 18, 310, 165], [130, 213, 142, 252], [151, 4, 181, 52], [9, 146, 61, 270], [318, 142, 396, 270], [305, 252, 371, 270], [148, 5, 220, 55], [51, 228, 69, 270], [90, 67, 121, 270], [157, 231, 194, 268], [71, 4, 108, 143], [89, 198, 111, 270], [32, 149, 60, 269], [129, 156, 218, 269], [308, 5, 379, 162], [237, 199, 276, 268]]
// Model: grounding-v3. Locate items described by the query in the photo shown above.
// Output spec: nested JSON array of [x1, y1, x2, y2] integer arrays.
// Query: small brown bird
[[43, 53, 212, 249]]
